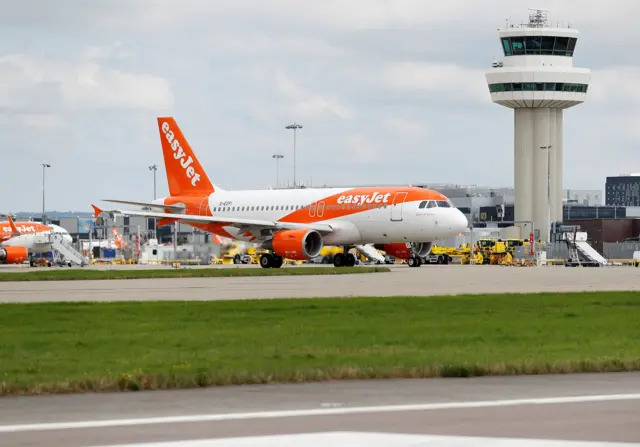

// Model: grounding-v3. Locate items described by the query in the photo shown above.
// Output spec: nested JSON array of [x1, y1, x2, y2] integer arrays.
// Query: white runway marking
[[1, 393, 639, 433], [91, 432, 640, 446]]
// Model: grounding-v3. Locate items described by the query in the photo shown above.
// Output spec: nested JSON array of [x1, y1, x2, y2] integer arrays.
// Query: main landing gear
[[260, 253, 283, 268], [332, 252, 356, 267], [407, 256, 422, 268]]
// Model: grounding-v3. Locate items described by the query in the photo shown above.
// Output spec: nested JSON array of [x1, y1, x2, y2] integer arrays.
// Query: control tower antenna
[[485, 9, 591, 243], [527, 8, 549, 28]]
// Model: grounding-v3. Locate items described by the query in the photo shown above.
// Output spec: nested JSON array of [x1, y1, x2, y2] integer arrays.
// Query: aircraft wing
[[101, 199, 186, 212], [92, 205, 335, 234]]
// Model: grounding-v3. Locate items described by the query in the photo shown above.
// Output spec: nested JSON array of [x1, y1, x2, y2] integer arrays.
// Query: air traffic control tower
[[486, 9, 591, 242]]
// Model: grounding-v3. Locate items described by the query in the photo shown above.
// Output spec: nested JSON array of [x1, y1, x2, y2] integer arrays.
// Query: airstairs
[[561, 226, 608, 267], [50, 233, 89, 266], [355, 244, 386, 263]]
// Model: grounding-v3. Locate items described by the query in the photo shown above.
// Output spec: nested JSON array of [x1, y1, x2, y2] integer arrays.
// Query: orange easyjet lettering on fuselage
[[0, 223, 50, 234], [337, 192, 391, 206]]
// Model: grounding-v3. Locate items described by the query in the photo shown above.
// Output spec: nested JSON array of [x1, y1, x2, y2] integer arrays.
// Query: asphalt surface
[[1, 373, 639, 446], [0, 264, 639, 302]]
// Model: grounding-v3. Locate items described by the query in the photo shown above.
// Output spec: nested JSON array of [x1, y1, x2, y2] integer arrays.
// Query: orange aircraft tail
[[157, 117, 215, 197], [7, 216, 19, 235]]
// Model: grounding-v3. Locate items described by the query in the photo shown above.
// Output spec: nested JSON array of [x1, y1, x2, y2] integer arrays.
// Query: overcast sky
[[1, 0, 638, 213]]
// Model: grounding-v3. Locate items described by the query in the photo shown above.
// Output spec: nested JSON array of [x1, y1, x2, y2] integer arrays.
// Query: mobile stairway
[[561, 226, 608, 267], [50, 233, 89, 266], [355, 244, 387, 264]]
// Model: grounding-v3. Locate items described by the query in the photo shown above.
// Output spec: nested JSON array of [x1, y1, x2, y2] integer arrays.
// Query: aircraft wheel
[[260, 254, 272, 268], [272, 255, 283, 268], [407, 256, 418, 267], [333, 253, 345, 267], [345, 253, 356, 267]]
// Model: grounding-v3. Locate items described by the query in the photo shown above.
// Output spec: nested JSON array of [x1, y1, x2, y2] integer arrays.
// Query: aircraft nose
[[64, 234, 73, 243], [454, 209, 468, 232]]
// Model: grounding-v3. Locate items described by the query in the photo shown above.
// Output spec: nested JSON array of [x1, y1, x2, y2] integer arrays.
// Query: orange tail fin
[[157, 117, 215, 197], [7, 216, 19, 235]]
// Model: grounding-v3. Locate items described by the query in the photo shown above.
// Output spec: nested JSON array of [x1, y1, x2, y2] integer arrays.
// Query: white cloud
[[381, 62, 489, 102], [274, 70, 357, 120], [588, 66, 640, 107], [1, 0, 640, 212], [385, 117, 426, 137], [0, 50, 173, 113]]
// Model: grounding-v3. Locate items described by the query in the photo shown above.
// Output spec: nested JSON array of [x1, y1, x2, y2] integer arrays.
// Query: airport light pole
[[148, 164, 158, 240], [272, 154, 284, 188], [149, 164, 158, 199], [41, 162, 51, 224], [540, 145, 552, 243], [285, 122, 302, 187]]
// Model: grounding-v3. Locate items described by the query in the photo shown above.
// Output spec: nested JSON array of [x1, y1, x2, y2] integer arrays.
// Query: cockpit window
[[418, 201, 428, 209], [436, 200, 451, 208], [426, 201, 437, 208]]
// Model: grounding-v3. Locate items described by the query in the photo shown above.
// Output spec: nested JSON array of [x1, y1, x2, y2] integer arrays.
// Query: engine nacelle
[[264, 229, 323, 261], [375, 242, 433, 259], [0, 246, 29, 264], [411, 242, 433, 257], [379, 242, 412, 260]]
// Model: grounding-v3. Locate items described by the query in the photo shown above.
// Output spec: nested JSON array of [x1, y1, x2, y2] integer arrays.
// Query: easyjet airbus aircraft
[[93, 117, 468, 268], [1, 215, 73, 265]]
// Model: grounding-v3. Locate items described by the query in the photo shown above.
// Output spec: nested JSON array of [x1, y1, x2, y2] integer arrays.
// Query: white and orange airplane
[[0, 215, 73, 265], [93, 117, 468, 268]]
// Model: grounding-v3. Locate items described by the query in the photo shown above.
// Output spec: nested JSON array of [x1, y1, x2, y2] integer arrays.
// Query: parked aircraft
[[0, 215, 73, 265], [93, 117, 468, 268]]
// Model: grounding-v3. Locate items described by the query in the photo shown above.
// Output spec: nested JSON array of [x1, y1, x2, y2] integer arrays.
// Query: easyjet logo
[[337, 192, 391, 205], [161, 121, 201, 187], [2, 225, 42, 233]]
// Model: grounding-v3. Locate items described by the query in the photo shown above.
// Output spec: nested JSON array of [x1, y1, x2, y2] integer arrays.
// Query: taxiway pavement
[[1, 372, 639, 446], [0, 264, 639, 302]]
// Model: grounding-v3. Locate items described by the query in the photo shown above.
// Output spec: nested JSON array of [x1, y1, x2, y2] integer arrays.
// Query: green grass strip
[[0, 266, 389, 282], [1, 291, 639, 396]]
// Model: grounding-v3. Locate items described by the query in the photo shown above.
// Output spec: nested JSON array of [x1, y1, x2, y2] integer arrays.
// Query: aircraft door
[[199, 196, 210, 215], [390, 192, 408, 222], [316, 201, 325, 218], [308, 202, 317, 217]]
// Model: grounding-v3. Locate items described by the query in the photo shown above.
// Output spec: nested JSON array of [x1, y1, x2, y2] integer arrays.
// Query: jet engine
[[376, 241, 432, 259], [263, 229, 323, 260], [379, 242, 412, 260], [410, 242, 433, 257], [0, 246, 29, 264]]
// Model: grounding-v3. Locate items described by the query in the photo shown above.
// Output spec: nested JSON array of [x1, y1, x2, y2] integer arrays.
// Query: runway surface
[[1, 372, 639, 446], [1, 264, 639, 302]]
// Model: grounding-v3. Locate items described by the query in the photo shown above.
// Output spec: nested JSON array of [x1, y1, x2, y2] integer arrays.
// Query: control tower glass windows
[[488, 82, 588, 93], [554, 37, 568, 55], [502, 37, 511, 56], [510, 36, 525, 55], [499, 36, 577, 57], [540, 36, 555, 54], [525, 36, 542, 53]]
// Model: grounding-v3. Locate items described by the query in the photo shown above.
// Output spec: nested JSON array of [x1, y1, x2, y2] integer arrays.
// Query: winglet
[[91, 204, 103, 218], [7, 215, 19, 235]]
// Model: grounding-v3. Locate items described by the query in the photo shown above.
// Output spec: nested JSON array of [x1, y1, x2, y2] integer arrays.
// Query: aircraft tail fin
[[7, 215, 19, 236], [157, 117, 217, 197]]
